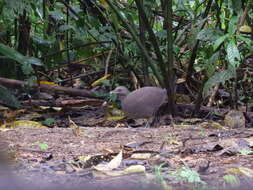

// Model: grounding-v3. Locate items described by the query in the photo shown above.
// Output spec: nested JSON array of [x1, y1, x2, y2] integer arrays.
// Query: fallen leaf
[[122, 165, 146, 174], [238, 167, 253, 178], [93, 150, 122, 171], [131, 153, 152, 160], [10, 120, 46, 128], [91, 74, 111, 87]]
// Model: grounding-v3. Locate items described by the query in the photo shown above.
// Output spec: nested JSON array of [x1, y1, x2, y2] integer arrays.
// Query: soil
[[1, 103, 253, 190]]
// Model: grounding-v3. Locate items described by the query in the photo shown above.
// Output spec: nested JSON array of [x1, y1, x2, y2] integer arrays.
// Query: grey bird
[[110, 86, 168, 127]]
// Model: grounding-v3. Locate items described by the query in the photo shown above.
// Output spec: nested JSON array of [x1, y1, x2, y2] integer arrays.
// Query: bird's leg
[[149, 112, 161, 127], [169, 114, 175, 129], [144, 120, 151, 128], [124, 119, 143, 128], [124, 121, 134, 128]]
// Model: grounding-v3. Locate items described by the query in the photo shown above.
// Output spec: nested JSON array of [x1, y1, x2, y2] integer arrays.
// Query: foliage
[[154, 163, 167, 182], [42, 118, 56, 127], [239, 148, 253, 155], [33, 141, 49, 151], [223, 174, 240, 185], [201, 15, 245, 97], [0, 43, 42, 75], [170, 166, 205, 184], [0, 0, 252, 109], [0, 85, 20, 108]]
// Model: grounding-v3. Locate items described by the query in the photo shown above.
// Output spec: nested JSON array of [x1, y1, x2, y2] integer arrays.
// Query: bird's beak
[[110, 89, 118, 94], [102, 101, 108, 108]]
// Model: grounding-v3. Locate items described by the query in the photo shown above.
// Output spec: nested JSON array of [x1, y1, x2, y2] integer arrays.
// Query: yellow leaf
[[99, 0, 109, 8], [0, 126, 11, 131], [107, 115, 126, 121], [94, 164, 146, 177], [105, 104, 126, 120], [238, 167, 253, 178], [39, 81, 59, 86], [239, 25, 252, 33], [170, 140, 180, 145], [91, 74, 111, 87], [211, 122, 225, 129], [11, 120, 46, 128], [226, 168, 242, 175], [122, 165, 146, 174]]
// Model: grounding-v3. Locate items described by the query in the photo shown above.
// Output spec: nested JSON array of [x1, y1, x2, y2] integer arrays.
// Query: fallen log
[[0, 77, 97, 98]]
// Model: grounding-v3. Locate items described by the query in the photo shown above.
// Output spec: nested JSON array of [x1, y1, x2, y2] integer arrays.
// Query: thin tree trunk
[[163, 0, 176, 114], [139, 0, 150, 86]]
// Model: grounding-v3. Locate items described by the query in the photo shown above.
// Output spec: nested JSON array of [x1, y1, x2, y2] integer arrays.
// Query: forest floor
[[1, 101, 253, 190]]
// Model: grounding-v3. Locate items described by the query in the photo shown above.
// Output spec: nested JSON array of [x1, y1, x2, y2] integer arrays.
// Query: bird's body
[[110, 86, 168, 126]]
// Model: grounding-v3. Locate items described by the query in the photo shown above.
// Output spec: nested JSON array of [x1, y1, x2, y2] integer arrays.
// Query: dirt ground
[[1, 124, 253, 190], [1, 104, 253, 190]]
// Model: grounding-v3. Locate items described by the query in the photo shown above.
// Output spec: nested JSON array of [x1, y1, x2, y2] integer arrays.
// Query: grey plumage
[[110, 86, 168, 124]]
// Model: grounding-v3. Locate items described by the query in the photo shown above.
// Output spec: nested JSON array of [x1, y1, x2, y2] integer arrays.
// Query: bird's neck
[[118, 94, 127, 102]]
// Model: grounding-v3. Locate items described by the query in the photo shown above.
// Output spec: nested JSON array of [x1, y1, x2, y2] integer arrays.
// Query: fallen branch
[[0, 77, 97, 98]]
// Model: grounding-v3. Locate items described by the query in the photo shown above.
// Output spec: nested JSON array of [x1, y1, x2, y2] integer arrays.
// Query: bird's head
[[110, 86, 130, 101]]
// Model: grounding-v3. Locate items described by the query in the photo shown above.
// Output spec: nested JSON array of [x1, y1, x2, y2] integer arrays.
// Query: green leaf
[[42, 118, 56, 127], [100, 79, 111, 86], [49, 10, 64, 21], [228, 16, 238, 35], [24, 57, 42, 66], [239, 148, 253, 155], [0, 43, 42, 66], [0, 43, 42, 74], [21, 62, 34, 75], [170, 167, 205, 184], [213, 34, 229, 51], [236, 35, 253, 47], [0, 85, 20, 109], [226, 40, 241, 67], [196, 28, 223, 42], [223, 175, 240, 185], [34, 142, 49, 151], [205, 52, 219, 77], [203, 66, 236, 97], [0, 43, 25, 63]]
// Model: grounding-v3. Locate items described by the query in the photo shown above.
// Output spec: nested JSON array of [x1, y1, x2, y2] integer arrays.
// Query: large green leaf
[[226, 40, 241, 67], [203, 65, 236, 97], [228, 16, 238, 35], [0, 43, 42, 72], [0, 43, 24, 63], [205, 52, 219, 78], [236, 35, 253, 48], [213, 34, 229, 51]]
